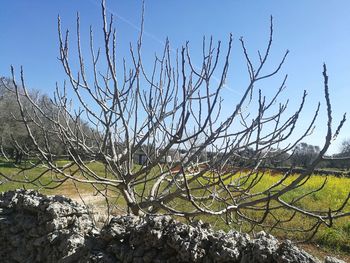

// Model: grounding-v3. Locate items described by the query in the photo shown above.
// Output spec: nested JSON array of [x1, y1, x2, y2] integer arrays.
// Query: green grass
[[0, 160, 349, 254], [204, 171, 350, 253], [157, 170, 350, 253], [0, 159, 102, 195]]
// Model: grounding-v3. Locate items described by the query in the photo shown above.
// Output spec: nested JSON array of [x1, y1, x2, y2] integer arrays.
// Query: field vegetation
[[1, 158, 349, 255]]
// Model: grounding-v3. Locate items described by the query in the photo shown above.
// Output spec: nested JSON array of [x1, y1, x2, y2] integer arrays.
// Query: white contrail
[[87, 0, 241, 95]]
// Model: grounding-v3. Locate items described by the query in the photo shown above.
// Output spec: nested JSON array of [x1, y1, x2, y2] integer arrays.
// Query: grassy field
[[197, 171, 350, 254], [0, 159, 349, 257]]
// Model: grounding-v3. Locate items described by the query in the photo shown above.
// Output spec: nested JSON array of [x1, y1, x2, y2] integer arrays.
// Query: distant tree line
[[1, 76, 350, 170], [227, 142, 350, 171], [0, 77, 46, 163], [0, 77, 96, 164]]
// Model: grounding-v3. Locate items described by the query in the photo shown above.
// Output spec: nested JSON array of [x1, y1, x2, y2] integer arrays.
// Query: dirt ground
[[299, 243, 350, 262]]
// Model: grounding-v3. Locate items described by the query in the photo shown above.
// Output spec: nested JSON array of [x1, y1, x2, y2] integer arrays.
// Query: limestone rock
[[0, 190, 344, 263]]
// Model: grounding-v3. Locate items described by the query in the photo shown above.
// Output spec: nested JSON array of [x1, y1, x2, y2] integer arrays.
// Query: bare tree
[[1, 1, 349, 236]]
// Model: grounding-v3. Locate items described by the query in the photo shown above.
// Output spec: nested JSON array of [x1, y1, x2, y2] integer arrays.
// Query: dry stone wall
[[0, 190, 345, 263]]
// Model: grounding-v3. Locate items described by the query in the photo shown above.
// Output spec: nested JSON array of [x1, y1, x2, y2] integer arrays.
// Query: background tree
[[1, 0, 349, 236], [262, 148, 291, 168], [290, 143, 320, 168], [325, 139, 350, 170], [0, 77, 67, 163], [339, 139, 350, 157], [0, 77, 34, 163]]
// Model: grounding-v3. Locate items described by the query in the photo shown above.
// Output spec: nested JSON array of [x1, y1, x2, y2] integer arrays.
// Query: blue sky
[[1, 0, 350, 154]]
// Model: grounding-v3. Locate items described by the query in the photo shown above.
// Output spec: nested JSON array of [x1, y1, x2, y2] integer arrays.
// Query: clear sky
[[1, 0, 350, 154]]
